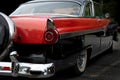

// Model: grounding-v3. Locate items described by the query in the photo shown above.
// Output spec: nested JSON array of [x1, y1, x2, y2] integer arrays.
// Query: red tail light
[[2, 67, 11, 70], [44, 19, 59, 44], [44, 28, 58, 44]]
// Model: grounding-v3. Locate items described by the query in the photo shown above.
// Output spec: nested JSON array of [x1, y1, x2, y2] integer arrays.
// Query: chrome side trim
[[60, 28, 104, 39]]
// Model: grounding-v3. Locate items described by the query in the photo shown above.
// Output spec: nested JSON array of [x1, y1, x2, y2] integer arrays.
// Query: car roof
[[25, 0, 91, 5]]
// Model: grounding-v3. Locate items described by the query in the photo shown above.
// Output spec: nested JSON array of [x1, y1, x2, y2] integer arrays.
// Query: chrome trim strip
[[60, 28, 104, 39]]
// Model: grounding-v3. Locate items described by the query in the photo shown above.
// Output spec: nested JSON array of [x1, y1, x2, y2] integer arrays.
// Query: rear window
[[10, 2, 81, 16]]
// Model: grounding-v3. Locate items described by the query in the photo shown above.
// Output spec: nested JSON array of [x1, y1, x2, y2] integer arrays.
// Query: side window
[[94, 3, 103, 18], [83, 3, 92, 17]]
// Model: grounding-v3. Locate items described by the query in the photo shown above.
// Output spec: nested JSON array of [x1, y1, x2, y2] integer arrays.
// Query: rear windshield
[[10, 2, 81, 16]]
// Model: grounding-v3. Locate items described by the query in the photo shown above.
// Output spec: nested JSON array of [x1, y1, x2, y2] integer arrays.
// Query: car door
[[83, 2, 101, 57], [93, 3, 112, 52], [0, 12, 15, 60]]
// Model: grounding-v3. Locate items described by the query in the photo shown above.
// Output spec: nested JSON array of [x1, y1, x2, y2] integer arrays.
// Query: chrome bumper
[[0, 51, 55, 78]]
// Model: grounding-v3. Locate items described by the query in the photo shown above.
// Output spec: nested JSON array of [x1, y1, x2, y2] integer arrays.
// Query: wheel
[[73, 49, 88, 75]]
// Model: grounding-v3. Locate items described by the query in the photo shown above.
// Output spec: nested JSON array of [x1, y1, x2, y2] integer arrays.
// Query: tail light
[[44, 19, 59, 44], [2, 67, 11, 70], [0, 66, 11, 71]]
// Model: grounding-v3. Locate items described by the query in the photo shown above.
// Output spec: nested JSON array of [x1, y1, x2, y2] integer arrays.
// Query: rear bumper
[[0, 62, 55, 78], [0, 51, 55, 78]]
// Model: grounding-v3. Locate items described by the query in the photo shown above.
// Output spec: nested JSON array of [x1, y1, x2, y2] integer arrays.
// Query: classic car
[[0, 0, 118, 78]]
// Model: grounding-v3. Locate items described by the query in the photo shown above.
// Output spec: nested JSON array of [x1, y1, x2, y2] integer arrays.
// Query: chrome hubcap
[[77, 50, 87, 72]]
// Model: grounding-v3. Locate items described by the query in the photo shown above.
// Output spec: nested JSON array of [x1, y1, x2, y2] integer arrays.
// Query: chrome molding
[[60, 28, 104, 39]]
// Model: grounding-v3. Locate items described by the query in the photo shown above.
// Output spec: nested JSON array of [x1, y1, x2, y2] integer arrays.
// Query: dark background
[[0, 0, 28, 15], [0, 0, 119, 25]]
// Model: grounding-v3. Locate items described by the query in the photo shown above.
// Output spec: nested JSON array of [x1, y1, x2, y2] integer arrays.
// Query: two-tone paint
[[10, 16, 109, 44]]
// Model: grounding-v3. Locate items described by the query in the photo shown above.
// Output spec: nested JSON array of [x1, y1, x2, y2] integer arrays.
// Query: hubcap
[[77, 50, 87, 72]]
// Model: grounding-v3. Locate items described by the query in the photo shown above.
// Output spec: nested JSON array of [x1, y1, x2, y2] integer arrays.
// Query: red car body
[[11, 15, 109, 44]]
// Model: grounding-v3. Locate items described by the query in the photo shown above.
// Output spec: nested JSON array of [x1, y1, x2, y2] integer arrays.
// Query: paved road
[[1, 34, 120, 80]]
